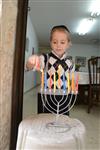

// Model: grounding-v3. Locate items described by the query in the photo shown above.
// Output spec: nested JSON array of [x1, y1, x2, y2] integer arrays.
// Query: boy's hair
[[50, 25, 71, 43]]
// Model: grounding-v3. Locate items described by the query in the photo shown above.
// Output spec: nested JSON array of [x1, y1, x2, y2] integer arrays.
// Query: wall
[[70, 43, 99, 71], [24, 13, 39, 92], [98, 45, 100, 55], [0, 0, 18, 149]]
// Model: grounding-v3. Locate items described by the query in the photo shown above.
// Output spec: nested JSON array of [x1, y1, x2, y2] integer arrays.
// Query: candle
[[36, 61, 40, 70], [49, 72, 52, 91], [41, 69, 44, 90], [71, 72, 75, 93], [58, 65, 61, 89], [67, 71, 70, 94], [54, 72, 56, 93], [44, 71, 47, 91], [63, 72, 66, 93], [75, 72, 79, 93]]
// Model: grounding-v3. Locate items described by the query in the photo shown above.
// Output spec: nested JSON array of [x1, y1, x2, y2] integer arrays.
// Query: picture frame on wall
[[67, 55, 73, 60], [75, 56, 86, 67], [91, 56, 97, 59]]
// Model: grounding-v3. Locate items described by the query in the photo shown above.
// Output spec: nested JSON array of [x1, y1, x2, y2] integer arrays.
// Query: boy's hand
[[26, 55, 41, 71]]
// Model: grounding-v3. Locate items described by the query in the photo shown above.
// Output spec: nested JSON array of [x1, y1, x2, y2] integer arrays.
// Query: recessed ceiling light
[[77, 18, 96, 35], [90, 0, 100, 17]]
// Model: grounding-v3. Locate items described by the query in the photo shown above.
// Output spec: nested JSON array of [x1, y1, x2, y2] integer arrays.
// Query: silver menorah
[[39, 67, 79, 131]]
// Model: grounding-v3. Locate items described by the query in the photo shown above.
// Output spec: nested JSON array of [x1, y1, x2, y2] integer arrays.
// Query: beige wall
[[0, 0, 18, 149]]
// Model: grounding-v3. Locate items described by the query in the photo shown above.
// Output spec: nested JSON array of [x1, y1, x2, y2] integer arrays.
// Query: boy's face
[[50, 30, 70, 58]]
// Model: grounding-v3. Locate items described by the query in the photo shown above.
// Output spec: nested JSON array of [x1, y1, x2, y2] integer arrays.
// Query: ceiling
[[29, 0, 100, 47]]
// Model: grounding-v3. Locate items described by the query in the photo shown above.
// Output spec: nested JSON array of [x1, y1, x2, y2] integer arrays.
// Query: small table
[[16, 113, 86, 150]]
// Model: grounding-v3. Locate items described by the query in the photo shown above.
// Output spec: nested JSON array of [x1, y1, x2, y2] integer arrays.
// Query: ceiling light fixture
[[90, 0, 100, 17], [77, 18, 96, 35]]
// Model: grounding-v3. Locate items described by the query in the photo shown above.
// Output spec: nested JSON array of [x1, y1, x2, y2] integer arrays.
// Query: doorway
[[10, 0, 28, 149]]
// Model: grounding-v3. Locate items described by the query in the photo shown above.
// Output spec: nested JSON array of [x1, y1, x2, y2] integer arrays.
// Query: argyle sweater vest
[[41, 52, 74, 90]]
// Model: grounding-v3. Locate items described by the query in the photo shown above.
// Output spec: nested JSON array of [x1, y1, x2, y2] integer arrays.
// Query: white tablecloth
[[78, 72, 100, 85], [16, 113, 86, 150], [78, 72, 89, 85]]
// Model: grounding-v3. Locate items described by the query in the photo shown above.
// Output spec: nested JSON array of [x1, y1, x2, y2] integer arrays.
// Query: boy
[[26, 25, 75, 115]]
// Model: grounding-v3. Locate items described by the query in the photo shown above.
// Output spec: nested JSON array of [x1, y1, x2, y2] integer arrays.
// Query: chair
[[88, 57, 100, 113]]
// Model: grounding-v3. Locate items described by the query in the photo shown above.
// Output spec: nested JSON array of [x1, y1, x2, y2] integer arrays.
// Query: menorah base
[[46, 121, 71, 133]]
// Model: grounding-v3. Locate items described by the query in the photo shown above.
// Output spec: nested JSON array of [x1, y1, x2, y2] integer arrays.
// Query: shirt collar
[[51, 50, 67, 60]]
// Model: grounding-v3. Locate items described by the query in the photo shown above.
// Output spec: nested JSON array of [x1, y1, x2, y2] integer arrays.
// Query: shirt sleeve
[[39, 55, 45, 69]]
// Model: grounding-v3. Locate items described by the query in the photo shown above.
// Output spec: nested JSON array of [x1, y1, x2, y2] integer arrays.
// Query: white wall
[[69, 43, 99, 71], [24, 14, 39, 92]]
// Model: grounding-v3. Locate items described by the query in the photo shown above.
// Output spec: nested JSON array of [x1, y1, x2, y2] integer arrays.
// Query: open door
[[10, 0, 28, 149]]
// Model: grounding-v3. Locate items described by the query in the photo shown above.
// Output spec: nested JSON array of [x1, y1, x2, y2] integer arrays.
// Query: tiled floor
[[23, 86, 100, 150]]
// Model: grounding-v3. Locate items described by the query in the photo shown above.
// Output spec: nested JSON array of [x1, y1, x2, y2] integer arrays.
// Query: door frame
[[10, 0, 28, 149]]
